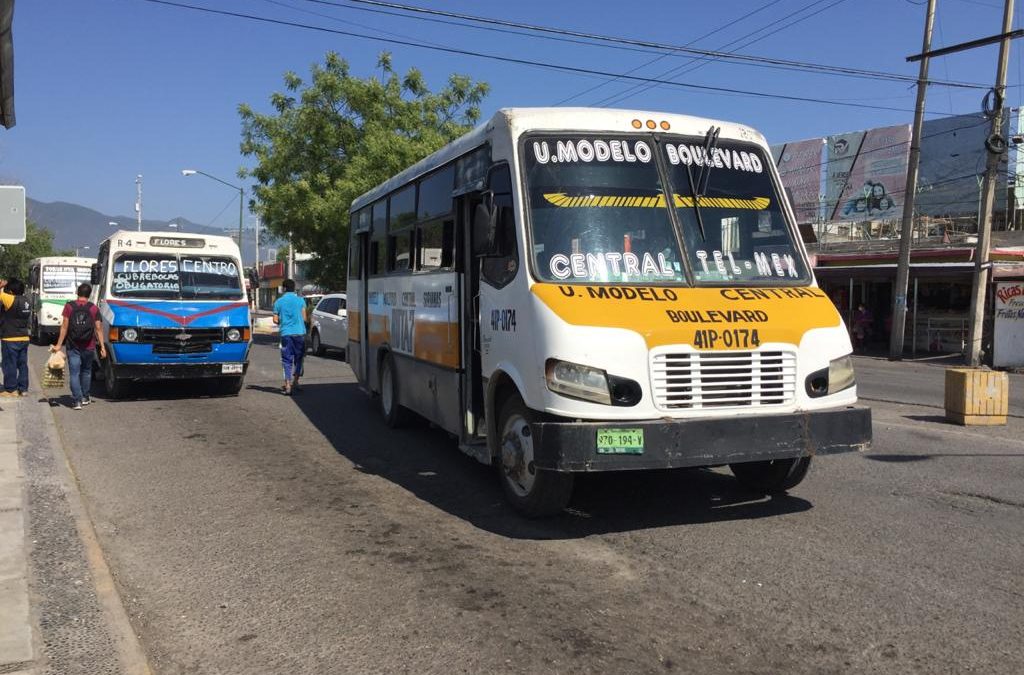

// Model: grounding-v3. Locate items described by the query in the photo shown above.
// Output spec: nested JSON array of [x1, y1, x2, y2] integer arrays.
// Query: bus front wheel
[[104, 358, 127, 400], [730, 456, 811, 494], [497, 395, 573, 518]]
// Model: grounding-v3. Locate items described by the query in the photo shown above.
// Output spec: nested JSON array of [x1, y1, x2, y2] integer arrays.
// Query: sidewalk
[[0, 363, 151, 675], [0, 401, 32, 674]]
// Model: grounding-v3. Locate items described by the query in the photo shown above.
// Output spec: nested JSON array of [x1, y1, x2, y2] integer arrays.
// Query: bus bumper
[[529, 406, 871, 472], [110, 362, 249, 381]]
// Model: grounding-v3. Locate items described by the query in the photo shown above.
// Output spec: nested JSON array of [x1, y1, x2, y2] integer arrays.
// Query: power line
[[596, 0, 853, 107], [315, 0, 992, 90], [138, 0, 962, 116], [552, 0, 788, 106]]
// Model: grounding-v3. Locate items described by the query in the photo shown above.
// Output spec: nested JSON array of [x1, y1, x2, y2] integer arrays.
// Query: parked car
[[308, 292, 347, 356]]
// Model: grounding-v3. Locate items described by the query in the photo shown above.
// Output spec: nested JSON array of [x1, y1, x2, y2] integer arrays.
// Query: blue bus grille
[[139, 328, 223, 354]]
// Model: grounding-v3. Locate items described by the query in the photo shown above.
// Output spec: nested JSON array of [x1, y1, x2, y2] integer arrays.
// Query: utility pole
[[287, 232, 295, 281], [890, 0, 937, 360], [254, 215, 261, 274], [967, 0, 1016, 366], [135, 174, 143, 231]]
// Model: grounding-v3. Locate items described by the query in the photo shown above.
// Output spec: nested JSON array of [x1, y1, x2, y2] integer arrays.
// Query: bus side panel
[[365, 271, 461, 430]]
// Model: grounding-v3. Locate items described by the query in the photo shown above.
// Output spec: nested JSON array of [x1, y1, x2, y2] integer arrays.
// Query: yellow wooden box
[[944, 368, 1009, 425]]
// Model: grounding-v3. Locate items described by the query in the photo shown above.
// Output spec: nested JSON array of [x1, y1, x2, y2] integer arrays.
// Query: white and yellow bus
[[27, 256, 95, 343], [347, 108, 871, 516]]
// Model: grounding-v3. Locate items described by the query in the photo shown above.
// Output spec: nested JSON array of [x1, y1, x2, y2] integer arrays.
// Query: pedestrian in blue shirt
[[273, 279, 308, 395]]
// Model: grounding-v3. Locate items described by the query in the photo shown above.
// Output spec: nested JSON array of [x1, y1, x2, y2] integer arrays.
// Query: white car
[[309, 292, 347, 356]]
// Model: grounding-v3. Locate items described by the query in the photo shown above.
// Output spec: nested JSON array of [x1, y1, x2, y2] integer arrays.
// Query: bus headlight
[[121, 327, 139, 342], [226, 328, 242, 342], [545, 359, 611, 405], [806, 354, 855, 398], [828, 355, 856, 395]]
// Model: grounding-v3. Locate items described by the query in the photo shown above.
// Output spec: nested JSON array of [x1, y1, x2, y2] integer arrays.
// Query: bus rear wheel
[[379, 353, 411, 428], [730, 456, 811, 494], [497, 394, 573, 518]]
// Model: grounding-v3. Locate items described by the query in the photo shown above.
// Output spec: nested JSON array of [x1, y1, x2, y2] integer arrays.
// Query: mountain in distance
[[26, 197, 267, 264]]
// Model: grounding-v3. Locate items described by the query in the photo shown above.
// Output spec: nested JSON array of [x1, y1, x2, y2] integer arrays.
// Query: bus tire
[[311, 329, 325, 356], [379, 352, 411, 428], [104, 358, 127, 400], [497, 394, 573, 518], [730, 456, 811, 494]]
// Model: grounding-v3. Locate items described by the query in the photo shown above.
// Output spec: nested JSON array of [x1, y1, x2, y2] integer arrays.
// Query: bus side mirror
[[473, 192, 498, 257], [90, 263, 101, 285]]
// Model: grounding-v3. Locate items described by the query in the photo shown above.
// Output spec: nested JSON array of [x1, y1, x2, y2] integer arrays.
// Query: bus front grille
[[140, 328, 222, 354], [650, 350, 797, 410]]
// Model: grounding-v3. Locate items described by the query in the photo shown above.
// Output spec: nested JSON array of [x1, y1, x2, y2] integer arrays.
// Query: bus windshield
[[662, 136, 808, 284], [523, 134, 808, 285], [42, 265, 92, 295], [524, 135, 686, 284], [111, 253, 243, 300]]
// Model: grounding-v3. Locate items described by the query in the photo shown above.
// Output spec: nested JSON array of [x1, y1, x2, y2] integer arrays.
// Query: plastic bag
[[42, 350, 66, 389]]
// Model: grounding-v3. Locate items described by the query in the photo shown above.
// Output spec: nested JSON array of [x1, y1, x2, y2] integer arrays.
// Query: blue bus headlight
[[226, 328, 242, 342], [121, 327, 138, 342]]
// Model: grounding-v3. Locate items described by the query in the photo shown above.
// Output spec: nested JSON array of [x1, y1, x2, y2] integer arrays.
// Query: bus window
[[417, 165, 454, 220], [417, 219, 454, 270], [389, 229, 413, 272], [523, 135, 684, 284], [370, 240, 384, 276], [456, 146, 490, 191], [111, 253, 242, 299], [349, 238, 362, 278], [661, 138, 808, 283], [481, 163, 518, 288], [389, 185, 416, 231]]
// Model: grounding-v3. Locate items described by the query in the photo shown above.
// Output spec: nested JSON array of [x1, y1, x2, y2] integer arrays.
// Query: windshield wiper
[[682, 126, 721, 242]]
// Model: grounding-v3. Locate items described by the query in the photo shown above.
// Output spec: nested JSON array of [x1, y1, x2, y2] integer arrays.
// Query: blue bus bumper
[[110, 342, 249, 381]]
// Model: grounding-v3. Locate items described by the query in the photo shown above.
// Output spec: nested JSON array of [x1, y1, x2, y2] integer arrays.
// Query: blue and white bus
[[92, 231, 251, 397]]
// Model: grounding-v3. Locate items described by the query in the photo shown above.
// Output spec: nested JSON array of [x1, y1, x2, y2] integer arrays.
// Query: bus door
[[457, 192, 486, 445], [357, 231, 371, 384]]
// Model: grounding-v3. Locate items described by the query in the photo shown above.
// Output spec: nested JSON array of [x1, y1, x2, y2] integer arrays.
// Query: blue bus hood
[[106, 299, 249, 328]]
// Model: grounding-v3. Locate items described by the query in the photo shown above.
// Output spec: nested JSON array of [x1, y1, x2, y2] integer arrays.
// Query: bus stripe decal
[[107, 300, 248, 325]]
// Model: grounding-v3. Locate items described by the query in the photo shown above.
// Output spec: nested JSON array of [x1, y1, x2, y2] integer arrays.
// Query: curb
[[37, 395, 153, 675]]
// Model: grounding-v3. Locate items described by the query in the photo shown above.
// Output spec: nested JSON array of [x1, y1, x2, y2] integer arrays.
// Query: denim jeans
[[1, 340, 29, 393], [67, 347, 95, 403]]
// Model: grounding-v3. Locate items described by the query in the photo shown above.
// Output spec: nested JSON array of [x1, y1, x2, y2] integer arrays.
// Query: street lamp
[[76, 245, 90, 257], [108, 221, 118, 228], [181, 168, 243, 249]]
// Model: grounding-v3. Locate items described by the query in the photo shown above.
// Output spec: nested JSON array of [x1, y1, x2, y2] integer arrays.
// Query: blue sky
[[0, 0, 1019, 229]]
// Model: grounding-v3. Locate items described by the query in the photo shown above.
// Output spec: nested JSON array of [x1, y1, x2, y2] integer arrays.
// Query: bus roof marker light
[[660, 121, 671, 130], [631, 119, 642, 129], [646, 120, 656, 129]]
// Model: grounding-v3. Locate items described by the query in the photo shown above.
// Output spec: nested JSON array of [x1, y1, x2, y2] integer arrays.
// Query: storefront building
[[812, 247, 1024, 358]]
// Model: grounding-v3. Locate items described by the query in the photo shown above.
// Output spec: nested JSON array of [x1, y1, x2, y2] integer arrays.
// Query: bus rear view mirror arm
[[90, 263, 102, 286]]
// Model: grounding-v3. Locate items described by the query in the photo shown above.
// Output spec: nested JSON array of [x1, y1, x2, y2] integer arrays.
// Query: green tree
[[0, 221, 61, 280], [239, 51, 488, 289]]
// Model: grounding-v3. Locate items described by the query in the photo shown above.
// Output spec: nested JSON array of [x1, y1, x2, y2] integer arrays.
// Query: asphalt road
[[35, 343, 1024, 674]]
